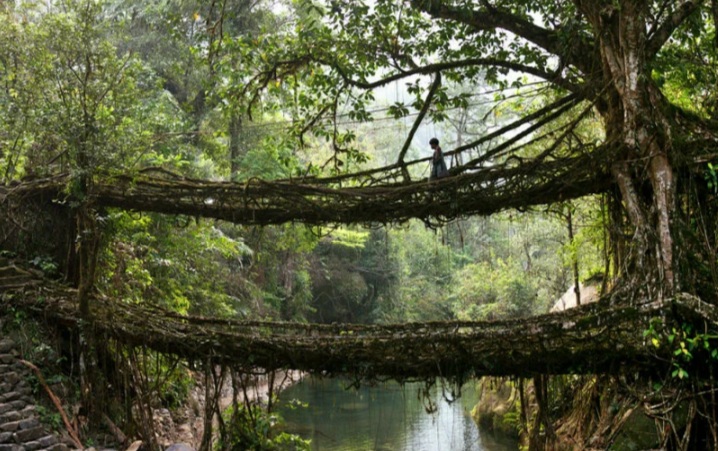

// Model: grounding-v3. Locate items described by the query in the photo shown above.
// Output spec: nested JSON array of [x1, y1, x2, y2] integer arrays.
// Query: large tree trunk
[[581, 0, 677, 297]]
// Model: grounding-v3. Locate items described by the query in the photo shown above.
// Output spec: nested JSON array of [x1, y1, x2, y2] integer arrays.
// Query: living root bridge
[[2, 266, 715, 381], [0, 152, 611, 226]]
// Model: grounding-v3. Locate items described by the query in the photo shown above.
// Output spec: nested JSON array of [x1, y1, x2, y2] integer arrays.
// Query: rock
[[165, 444, 196, 451], [609, 409, 659, 450], [550, 283, 600, 312], [125, 440, 143, 451], [0, 444, 23, 451], [0, 355, 13, 364], [13, 381, 29, 393], [0, 373, 19, 387], [471, 379, 522, 442], [17, 418, 39, 430], [0, 421, 20, 433], [0, 411, 21, 425], [13, 425, 46, 442], [0, 432, 12, 444], [36, 434, 58, 448], [0, 403, 12, 415], [23, 440, 43, 451], [9, 401, 28, 412], [0, 341, 14, 354], [19, 405, 36, 417], [0, 392, 21, 403], [44, 444, 70, 451]]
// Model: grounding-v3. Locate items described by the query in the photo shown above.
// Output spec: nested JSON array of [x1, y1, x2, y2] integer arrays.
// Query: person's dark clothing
[[430, 146, 448, 180]]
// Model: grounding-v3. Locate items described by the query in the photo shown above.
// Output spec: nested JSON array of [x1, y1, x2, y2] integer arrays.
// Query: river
[[277, 377, 519, 451]]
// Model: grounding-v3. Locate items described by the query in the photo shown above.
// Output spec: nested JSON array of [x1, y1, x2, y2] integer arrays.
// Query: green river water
[[277, 377, 519, 451]]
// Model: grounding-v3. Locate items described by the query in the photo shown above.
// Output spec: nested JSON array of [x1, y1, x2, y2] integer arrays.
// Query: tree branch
[[397, 72, 441, 172], [20, 360, 83, 450], [331, 57, 583, 94], [449, 94, 578, 162], [460, 98, 580, 169], [408, 0, 596, 75], [647, 0, 705, 57]]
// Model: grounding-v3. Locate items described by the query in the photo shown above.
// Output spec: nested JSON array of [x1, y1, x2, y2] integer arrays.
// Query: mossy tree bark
[[573, 0, 691, 298]]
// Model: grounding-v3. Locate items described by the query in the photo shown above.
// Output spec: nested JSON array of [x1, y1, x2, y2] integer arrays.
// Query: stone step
[[0, 327, 67, 451], [0, 342, 15, 355], [0, 356, 14, 365], [35, 434, 59, 448], [17, 418, 40, 431], [0, 420, 21, 433], [0, 373, 20, 387], [8, 401, 29, 412], [12, 382, 30, 397], [41, 444, 70, 451], [14, 425, 47, 443], [18, 405, 36, 419], [0, 392, 22, 404], [25, 440, 44, 451], [0, 410, 22, 425]]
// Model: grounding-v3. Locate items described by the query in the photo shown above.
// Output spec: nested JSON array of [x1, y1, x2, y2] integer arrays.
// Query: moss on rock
[[472, 378, 521, 439]]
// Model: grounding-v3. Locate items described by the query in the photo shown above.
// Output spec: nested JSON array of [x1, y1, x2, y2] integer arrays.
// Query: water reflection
[[277, 377, 518, 451]]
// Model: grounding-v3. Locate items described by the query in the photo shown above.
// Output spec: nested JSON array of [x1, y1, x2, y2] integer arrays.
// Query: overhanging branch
[[647, 0, 705, 57], [332, 57, 583, 94], [408, 0, 596, 76]]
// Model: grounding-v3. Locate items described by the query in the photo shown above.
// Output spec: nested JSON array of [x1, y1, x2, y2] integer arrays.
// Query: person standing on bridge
[[429, 138, 448, 181]]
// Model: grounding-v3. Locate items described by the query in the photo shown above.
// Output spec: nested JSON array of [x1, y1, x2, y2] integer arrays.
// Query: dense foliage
[[0, 0, 609, 325], [3, 0, 718, 449]]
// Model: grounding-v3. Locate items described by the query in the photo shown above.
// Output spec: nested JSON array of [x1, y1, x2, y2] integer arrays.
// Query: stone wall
[[0, 337, 69, 451]]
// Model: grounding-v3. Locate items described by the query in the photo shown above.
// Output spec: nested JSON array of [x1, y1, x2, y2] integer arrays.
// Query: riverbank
[[153, 370, 304, 449]]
